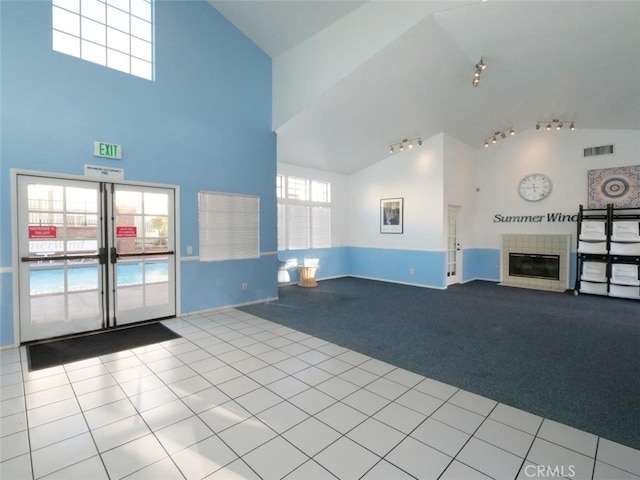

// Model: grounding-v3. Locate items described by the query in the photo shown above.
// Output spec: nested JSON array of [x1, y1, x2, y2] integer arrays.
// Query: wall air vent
[[584, 145, 614, 157]]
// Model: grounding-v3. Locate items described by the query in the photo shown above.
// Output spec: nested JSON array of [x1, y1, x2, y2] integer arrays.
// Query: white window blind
[[312, 206, 331, 248], [287, 204, 310, 250], [198, 191, 259, 262]]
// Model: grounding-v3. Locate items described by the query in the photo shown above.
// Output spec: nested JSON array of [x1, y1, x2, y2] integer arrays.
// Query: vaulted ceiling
[[210, 1, 640, 174]]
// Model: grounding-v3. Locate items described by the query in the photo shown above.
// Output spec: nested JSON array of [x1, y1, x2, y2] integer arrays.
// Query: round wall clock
[[518, 173, 552, 202]]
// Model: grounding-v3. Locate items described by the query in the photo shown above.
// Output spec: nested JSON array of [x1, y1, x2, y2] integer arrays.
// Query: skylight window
[[52, 0, 154, 80]]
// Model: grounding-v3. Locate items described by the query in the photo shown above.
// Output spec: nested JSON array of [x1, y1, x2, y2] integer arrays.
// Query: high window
[[52, 0, 154, 80], [277, 175, 331, 251]]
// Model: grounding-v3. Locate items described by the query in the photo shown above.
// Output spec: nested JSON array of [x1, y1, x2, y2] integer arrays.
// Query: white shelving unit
[[575, 204, 640, 300]]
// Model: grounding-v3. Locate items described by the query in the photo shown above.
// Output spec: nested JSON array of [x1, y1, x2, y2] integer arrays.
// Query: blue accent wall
[[0, 0, 276, 345], [463, 248, 501, 282], [277, 247, 351, 283], [349, 247, 446, 288]]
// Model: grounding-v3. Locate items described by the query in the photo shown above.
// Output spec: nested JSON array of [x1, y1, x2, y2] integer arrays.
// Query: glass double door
[[17, 175, 176, 342]]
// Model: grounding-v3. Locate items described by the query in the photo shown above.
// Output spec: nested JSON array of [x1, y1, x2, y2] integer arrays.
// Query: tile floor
[[1, 309, 639, 480]]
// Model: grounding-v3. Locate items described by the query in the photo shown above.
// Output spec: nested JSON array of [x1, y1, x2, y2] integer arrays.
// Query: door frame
[[10, 168, 181, 347], [446, 205, 462, 286]]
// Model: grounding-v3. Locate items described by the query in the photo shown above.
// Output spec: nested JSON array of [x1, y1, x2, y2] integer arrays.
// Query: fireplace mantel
[[501, 234, 571, 292]]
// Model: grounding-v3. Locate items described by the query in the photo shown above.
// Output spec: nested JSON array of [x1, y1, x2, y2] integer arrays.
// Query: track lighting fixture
[[389, 137, 423, 154], [537, 119, 576, 133], [472, 57, 486, 87], [483, 127, 515, 147]]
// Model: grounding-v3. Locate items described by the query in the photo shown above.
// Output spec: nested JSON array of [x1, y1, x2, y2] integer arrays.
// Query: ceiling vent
[[584, 145, 614, 157]]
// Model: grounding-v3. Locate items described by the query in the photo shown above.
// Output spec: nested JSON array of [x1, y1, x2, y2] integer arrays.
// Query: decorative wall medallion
[[588, 165, 640, 208]]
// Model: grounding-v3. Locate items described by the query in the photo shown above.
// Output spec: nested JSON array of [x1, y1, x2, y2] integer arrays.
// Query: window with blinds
[[198, 191, 259, 262], [276, 175, 331, 251]]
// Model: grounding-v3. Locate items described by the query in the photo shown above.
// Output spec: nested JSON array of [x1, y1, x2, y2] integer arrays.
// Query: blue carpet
[[240, 278, 640, 450]]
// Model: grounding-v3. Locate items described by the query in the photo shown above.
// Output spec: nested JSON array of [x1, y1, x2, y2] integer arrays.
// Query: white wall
[[443, 134, 477, 251], [474, 128, 640, 249], [277, 162, 350, 247], [348, 134, 445, 251], [273, 1, 477, 130]]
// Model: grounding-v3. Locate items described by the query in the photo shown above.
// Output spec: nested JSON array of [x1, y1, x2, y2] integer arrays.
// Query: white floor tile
[[448, 389, 498, 416], [31, 432, 98, 479], [596, 438, 640, 476], [255, 401, 310, 433], [474, 418, 535, 458], [0, 430, 30, 462], [0, 453, 32, 480], [410, 418, 471, 457], [242, 436, 308, 479], [537, 418, 598, 457], [181, 385, 231, 414], [593, 460, 640, 480], [361, 459, 415, 479], [385, 436, 451, 479], [338, 366, 379, 387], [267, 375, 310, 399], [172, 435, 238, 480], [288, 387, 336, 415], [125, 457, 185, 480], [293, 365, 334, 386], [77, 385, 126, 411], [285, 459, 338, 479], [155, 416, 214, 455], [373, 401, 426, 434], [234, 386, 282, 415], [91, 414, 151, 452], [207, 458, 261, 479], [413, 377, 458, 400], [489, 403, 543, 435], [347, 417, 405, 456], [283, 417, 341, 456], [315, 401, 368, 434], [83, 397, 138, 430], [26, 398, 80, 428], [218, 417, 277, 456], [2, 312, 638, 480], [365, 377, 409, 401], [316, 376, 359, 400], [430, 402, 485, 434], [526, 438, 595, 480], [139, 399, 194, 431], [440, 460, 493, 480], [40, 455, 109, 480], [128, 384, 179, 412], [315, 436, 381, 480], [456, 437, 523, 480], [342, 388, 389, 416], [28, 413, 88, 451], [199, 400, 252, 433]]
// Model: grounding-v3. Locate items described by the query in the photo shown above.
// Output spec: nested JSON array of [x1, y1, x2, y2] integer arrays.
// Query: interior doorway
[[16, 173, 176, 342]]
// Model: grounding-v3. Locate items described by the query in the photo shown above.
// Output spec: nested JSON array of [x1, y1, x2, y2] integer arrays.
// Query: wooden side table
[[297, 266, 318, 288]]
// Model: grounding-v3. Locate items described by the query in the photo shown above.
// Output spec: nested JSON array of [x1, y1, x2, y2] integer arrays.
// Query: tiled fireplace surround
[[501, 234, 571, 292]]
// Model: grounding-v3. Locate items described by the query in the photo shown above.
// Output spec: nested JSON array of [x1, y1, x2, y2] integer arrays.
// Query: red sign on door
[[116, 226, 138, 238], [28, 226, 57, 239]]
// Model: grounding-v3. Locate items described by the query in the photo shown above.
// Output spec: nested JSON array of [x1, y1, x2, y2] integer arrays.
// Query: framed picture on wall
[[380, 198, 403, 234]]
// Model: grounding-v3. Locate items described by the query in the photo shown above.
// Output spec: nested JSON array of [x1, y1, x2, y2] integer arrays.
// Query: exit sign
[[94, 141, 122, 159]]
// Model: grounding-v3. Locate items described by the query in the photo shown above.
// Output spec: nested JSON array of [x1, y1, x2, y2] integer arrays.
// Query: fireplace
[[501, 234, 571, 292], [509, 253, 560, 280]]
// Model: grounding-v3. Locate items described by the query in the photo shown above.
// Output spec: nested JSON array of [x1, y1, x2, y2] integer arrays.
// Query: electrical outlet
[[186, 245, 193, 255], [409, 268, 415, 275], [242, 283, 248, 291]]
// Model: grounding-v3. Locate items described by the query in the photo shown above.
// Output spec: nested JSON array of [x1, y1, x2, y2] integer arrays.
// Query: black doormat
[[27, 322, 181, 371]]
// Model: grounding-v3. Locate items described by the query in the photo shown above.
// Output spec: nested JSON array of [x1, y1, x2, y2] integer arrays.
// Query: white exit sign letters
[[94, 141, 122, 159]]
